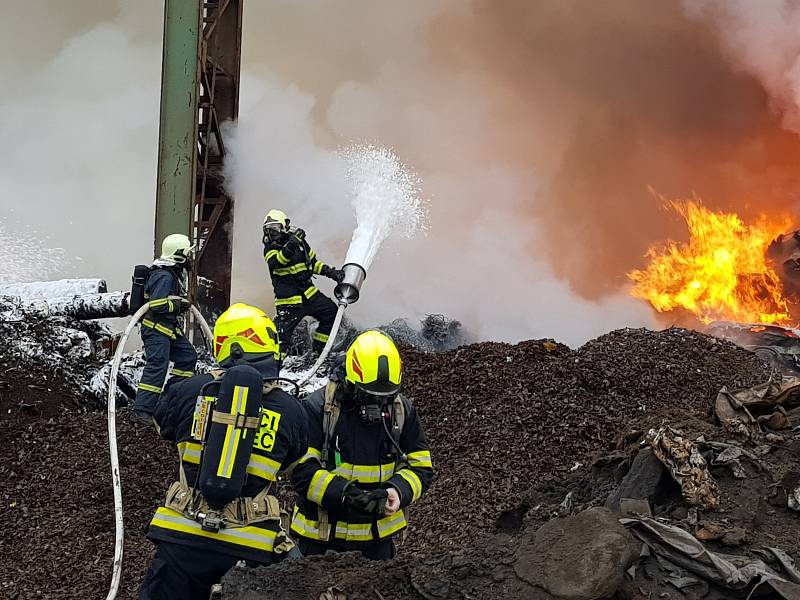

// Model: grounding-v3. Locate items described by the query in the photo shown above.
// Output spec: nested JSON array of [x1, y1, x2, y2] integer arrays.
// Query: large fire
[[629, 199, 794, 325]]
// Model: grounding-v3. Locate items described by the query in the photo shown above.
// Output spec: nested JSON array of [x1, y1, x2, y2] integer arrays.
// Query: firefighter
[[262, 209, 344, 360], [290, 330, 433, 560], [139, 303, 308, 600], [132, 233, 198, 423]]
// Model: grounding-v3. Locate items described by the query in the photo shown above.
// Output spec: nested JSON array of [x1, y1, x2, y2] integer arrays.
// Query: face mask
[[263, 228, 285, 245], [353, 387, 396, 422]]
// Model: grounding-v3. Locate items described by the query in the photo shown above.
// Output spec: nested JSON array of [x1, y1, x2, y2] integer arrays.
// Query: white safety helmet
[[263, 209, 289, 232], [160, 233, 194, 264]]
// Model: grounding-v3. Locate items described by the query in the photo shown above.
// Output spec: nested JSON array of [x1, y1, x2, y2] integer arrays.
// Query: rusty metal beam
[[154, 1, 202, 253]]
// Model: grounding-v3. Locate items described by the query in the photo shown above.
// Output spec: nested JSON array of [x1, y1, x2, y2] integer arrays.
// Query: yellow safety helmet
[[263, 209, 289, 231], [345, 330, 402, 396], [213, 303, 280, 364]]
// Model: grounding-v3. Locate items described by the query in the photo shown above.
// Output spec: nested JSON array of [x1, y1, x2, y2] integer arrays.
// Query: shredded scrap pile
[[0, 325, 783, 599], [400, 328, 772, 553]]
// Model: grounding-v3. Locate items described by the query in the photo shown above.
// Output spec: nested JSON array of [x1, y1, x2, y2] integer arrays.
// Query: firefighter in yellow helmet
[[262, 209, 344, 359], [290, 330, 433, 560], [139, 303, 307, 600]]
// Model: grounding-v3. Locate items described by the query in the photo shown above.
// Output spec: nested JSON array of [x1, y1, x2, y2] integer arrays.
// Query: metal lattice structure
[[192, 0, 242, 321]]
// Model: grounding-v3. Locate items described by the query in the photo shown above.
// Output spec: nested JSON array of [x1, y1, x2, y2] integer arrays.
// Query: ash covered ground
[[2, 309, 800, 600]]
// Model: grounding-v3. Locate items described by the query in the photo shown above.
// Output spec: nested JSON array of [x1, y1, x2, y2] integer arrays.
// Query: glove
[[282, 236, 303, 261], [178, 298, 192, 313], [292, 228, 306, 241], [342, 485, 389, 517], [321, 265, 345, 283]]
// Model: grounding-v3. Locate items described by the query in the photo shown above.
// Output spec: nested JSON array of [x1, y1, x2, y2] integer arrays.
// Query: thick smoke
[[5, 1, 800, 346], [0, 1, 163, 291], [683, 1, 800, 133]]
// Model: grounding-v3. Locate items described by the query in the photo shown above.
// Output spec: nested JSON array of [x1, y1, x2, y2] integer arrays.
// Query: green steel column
[[154, 0, 202, 255]]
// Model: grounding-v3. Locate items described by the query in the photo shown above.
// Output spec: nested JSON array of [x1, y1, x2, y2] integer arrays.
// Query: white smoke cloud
[[2, 0, 659, 346], [0, 1, 162, 290], [226, 1, 656, 345], [683, 0, 800, 133]]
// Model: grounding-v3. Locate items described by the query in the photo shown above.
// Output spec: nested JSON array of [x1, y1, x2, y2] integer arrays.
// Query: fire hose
[[297, 263, 366, 386], [105, 298, 212, 600], [297, 303, 346, 386]]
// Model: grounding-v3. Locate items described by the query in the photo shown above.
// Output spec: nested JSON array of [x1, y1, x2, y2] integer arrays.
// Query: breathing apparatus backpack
[[164, 365, 295, 546], [128, 264, 151, 315], [192, 364, 264, 510], [320, 382, 406, 470]]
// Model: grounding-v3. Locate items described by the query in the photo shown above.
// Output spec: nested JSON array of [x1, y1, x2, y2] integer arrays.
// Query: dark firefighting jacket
[[290, 382, 433, 544], [263, 237, 329, 306], [147, 364, 308, 563], [142, 266, 184, 339]]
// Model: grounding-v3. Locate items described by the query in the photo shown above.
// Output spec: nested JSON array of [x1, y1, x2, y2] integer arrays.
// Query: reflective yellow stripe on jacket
[[274, 295, 303, 306], [148, 298, 175, 312], [141, 319, 177, 339], [291, 507, 407, 542], [275, 286, 318, 306], [396, 469, 424, 502], [407, 450, 432, 468], [333, 461, 396, 484], [178, 441, 202, 464], [247, 453, 281, 481], [177, 441, 280, 482], [273, 263, 309, 276], [150, 507, 277, 551]]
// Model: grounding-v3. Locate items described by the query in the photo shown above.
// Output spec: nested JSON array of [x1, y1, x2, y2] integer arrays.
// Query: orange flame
[[628, 199, 794, 325]]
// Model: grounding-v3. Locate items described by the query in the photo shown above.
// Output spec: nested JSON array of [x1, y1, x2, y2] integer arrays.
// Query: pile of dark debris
[[2, 304, 800, 599]]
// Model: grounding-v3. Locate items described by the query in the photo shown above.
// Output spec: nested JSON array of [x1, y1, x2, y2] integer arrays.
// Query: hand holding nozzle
[[321, 265, 345, 283]]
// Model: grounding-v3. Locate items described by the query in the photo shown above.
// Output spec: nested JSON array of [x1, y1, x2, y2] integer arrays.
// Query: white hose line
[[297, 303, 347, 387], [105, 299, 212, 600]]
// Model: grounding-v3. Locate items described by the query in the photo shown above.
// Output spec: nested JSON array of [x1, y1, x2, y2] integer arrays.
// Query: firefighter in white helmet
[[132, 233, 197, 423], [262, 209, 344, 360]]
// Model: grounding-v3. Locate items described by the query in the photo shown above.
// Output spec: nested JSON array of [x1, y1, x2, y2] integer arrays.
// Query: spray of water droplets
[[340, 144, 426, 270], [0, 218, 70, 283]]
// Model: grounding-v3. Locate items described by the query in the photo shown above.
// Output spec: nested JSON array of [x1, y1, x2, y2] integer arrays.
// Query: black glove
[[342, 485, 389, 517], [292, 228, 306, 241], [321, 265, 345, 283], [178, 298, 192, 313], [282, 236, 303, 261]]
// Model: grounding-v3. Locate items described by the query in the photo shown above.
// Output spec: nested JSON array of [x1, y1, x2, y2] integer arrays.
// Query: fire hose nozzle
[[334, 263, 366, 305]]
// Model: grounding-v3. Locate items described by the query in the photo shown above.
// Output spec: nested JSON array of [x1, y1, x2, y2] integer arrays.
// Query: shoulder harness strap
[[389, 395, 407, 465], [320, 382, 340, 469]]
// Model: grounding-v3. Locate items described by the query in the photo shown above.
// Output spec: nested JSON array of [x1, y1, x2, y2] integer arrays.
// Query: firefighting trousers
[[275, 292, 338, 355], [134, 328, 197, 416], [137, 541, 242, 600], [298, 537, 396, 561], [138, 539, 300, 600]]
